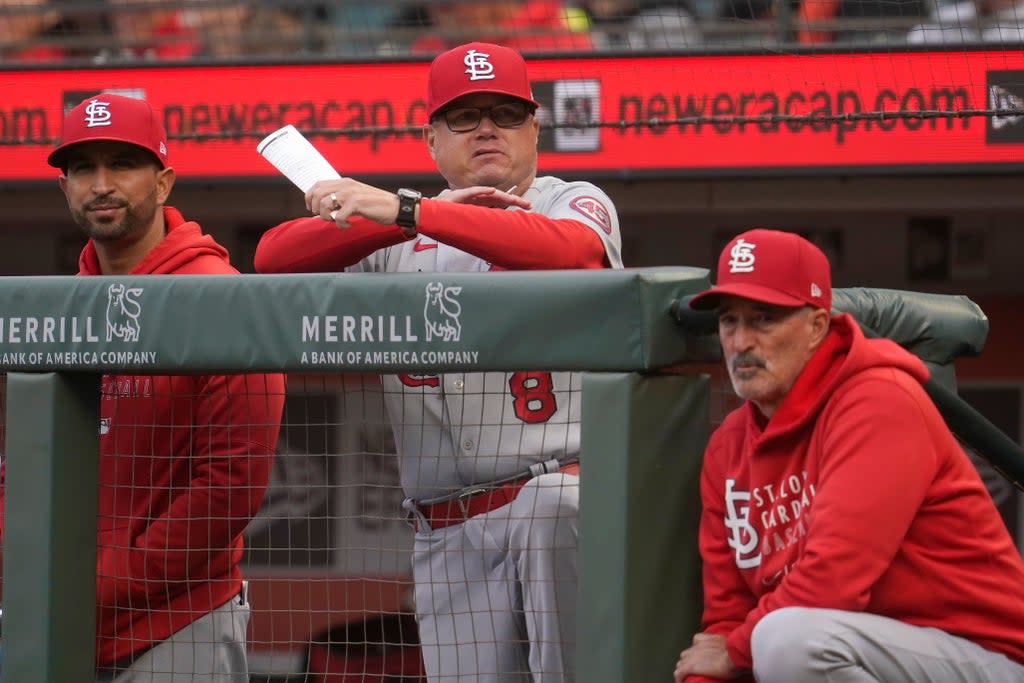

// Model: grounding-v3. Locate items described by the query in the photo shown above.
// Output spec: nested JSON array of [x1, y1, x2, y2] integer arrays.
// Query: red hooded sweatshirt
[[0, 207, 286, 666], [690, 313, 1024, 681]]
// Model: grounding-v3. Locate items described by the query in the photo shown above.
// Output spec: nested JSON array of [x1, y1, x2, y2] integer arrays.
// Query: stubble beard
[[72, 196, 157, 244]]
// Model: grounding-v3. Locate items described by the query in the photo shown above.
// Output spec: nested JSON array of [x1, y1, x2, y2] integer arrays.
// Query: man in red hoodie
[[674, 229, 1024, 683], [24, 93, 286, 681]]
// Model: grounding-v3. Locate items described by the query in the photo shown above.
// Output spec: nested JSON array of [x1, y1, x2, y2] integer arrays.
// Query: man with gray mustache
[[674, 228, 1024, 683]]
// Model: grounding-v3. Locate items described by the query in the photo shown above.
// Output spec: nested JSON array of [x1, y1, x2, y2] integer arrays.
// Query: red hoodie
[[0, 207, 286, 666], [692, 314, 1024, 680]]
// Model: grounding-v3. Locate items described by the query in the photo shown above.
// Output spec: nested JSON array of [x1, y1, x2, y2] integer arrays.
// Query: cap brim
[[47, 139, 165, 169], [47, 143, 74, 168], [689, 283, 809, 310], [429, 91, 541, 118]]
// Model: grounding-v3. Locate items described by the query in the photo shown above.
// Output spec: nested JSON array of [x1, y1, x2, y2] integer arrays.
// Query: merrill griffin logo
[[298, 280, 480, 368], [106, 283, 143, 342], [424, 281, 462, 342], [986, 71, 1024, 143]]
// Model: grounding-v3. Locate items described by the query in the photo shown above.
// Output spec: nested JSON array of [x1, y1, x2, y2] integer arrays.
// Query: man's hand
[[306, 178, 403, 228], [440, 186, 532, 210], [673, 632, 742, 682]]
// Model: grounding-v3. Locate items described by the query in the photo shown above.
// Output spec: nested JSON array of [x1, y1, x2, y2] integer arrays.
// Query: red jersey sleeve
[[416, 199, 609, 270], [255, 198, 610, 274], [255, 216, 408, 273]]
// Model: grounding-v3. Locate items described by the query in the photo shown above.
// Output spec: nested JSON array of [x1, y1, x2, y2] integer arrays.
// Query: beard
[[71, 190, 159, 243]]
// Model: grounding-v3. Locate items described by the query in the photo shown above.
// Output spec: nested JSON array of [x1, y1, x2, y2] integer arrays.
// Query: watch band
[[396, 188, 421, 235]]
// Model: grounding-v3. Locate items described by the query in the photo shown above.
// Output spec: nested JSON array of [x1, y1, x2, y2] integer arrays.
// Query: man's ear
[[423, 124, 437, 160], [809, 307, 831, 348], [155, 166, 176, 205]]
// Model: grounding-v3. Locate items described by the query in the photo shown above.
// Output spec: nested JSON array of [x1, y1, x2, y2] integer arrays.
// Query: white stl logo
[[463, 49, 495, 81], [424, 282, 462, 342], [724, 478, 762, 569], [728, 238, 756, 273], [84, 99, 113, 128], [106, 283, 143, 342]]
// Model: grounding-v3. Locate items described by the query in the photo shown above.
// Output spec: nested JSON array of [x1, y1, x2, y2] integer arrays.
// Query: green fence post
[[578, 372, 708, 683], [3, 372, 99, 683]]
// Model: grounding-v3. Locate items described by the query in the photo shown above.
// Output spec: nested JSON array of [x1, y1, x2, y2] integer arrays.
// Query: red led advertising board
[[2, 50, 1022, 182]]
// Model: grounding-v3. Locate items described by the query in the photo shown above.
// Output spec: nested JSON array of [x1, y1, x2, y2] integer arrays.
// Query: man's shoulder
[[531, 175, 603, 194], [169, 254, 238, 276], [825, 363, 931, 420], [528, 176, 618, 221]]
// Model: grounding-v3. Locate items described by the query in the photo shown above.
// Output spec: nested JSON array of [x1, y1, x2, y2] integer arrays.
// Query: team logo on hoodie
[[724, 478, 762, 569], [106, 283, 143, 343]]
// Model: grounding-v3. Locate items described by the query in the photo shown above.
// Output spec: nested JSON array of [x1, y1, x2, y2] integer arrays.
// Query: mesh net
[[0, 368, 1019, 680], [0, 368, 618, 680]]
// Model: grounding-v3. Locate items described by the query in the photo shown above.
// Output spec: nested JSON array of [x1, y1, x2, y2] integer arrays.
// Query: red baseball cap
[[48, 94, 169, 170], [690, 229, 832, 311], [426, 42, 540, 118]]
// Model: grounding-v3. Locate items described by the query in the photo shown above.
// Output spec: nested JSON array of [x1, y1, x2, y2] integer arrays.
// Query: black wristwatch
[[395, 188, 422, 235]]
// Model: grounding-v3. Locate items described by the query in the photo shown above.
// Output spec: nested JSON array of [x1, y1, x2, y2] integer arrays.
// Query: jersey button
[[453, 379, 465, 390], [462, 439, 473, 451]]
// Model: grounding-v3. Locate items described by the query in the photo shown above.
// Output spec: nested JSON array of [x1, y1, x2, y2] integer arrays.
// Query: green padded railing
[[0, 267, 713, 683]]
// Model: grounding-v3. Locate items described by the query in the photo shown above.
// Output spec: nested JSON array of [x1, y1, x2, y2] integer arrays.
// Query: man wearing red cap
[[2, 93, 287, 681], [256, 42, 621, 682], [674, 229, 1024, 683]]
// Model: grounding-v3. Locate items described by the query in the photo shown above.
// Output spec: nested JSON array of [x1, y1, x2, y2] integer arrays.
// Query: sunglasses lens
[[491, 103, 528, 128], [445, 108, 482, 132], [442, 103, 530, 132]]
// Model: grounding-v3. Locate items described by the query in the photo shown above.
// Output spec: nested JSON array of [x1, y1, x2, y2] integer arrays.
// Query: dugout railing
[[0, 267, 1006, 682], [0, 267, 717, 683]]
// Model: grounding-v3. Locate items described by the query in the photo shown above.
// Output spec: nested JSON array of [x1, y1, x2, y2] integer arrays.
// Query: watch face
[[396, 188, 421, 229]]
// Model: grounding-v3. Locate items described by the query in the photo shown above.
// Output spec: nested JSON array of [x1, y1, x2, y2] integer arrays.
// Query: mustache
[[731, 352, 766, 372], [85, 197, 127, 211]]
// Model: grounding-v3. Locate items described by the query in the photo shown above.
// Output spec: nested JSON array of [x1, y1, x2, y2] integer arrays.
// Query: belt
[[413, 461, 580, 532]]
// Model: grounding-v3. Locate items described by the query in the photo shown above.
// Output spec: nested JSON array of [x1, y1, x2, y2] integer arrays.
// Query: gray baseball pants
[[96, 584, 251, 683], [751, 606, 1024, 682], [411, 471, 579, 682]]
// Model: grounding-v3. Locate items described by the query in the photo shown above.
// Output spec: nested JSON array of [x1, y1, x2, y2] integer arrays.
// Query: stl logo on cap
[[84, 99, 113, 128], [728, 238, 757, 273], [464, 49, 496, 81]]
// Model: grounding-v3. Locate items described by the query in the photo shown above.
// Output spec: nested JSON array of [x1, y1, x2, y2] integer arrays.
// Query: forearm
[[255, 215, 407, 273], [417, 199, 609, 270], [139, 478, 264, 575]]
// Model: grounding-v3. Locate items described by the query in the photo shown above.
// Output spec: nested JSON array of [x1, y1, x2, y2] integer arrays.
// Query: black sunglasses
[[436, 102, 533, 133]]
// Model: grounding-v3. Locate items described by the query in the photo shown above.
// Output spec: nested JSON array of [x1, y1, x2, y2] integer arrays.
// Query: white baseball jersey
[[345, 176, 623, 499]]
